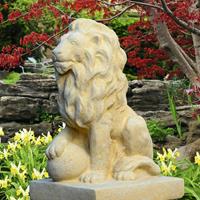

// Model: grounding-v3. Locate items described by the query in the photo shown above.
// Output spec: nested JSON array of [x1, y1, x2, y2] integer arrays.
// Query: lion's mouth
[[52, 52, 74, 74], [54, 61, 74, 75]]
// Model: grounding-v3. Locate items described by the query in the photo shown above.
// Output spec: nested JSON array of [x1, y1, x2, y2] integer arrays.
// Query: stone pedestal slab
[[30, 176, 184, 200]]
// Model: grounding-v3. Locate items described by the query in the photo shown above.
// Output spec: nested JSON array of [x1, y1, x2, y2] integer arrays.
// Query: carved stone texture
[[45, 18, 161, 183]]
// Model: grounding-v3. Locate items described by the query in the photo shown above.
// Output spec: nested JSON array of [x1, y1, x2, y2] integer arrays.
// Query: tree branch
[[22, 25, 70, 56], [130, 1, 163, 10], [159, 0, 200, 36], [99, 0, 200, 36], [191, 0, 200, 69], [125, 46, 136, 53], [155, 21, 199, 83], [97, 3, 139, 22], [99, 0, 161, 10], [178, 45, 200, 76], [97, 0, 130, 6], [97, 1, 163, 22], [0, 12, 29, 25], [49, 4, 66, 15]]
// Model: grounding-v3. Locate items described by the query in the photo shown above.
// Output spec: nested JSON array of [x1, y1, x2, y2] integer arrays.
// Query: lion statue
[[46, 18, 160, 183]]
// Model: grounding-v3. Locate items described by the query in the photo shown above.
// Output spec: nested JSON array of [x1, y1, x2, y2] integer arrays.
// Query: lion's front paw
[[46, 139, 67, 160], [113, 171, 136, 181], [79, 170, 106, 183]]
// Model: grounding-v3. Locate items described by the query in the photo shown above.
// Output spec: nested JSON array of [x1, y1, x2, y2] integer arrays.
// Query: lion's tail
[[114, 155, 160, 177]]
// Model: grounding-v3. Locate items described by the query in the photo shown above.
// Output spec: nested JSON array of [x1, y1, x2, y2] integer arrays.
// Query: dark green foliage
[[108, 13, 140, 37], [147, 120, 175, 142]]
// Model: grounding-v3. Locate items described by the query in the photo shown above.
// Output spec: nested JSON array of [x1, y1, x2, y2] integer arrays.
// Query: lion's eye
[[71, 41, 77, 45]]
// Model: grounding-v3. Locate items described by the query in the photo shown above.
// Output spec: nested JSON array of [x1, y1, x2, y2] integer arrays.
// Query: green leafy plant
[[3, 72, 20, 85], [177, 159, 200, 200], [108, 13, 139, 37], [0, 129, 52, 200], [166, 81, 186, 138], [167, 90, 182, 138], [11, 0, 37, 12], [39, 111, 57, 123], [0, 127, 199, 199], [147, 120, 175, 142], [156, 148, 200, 200], [36, 106, 59, 123]]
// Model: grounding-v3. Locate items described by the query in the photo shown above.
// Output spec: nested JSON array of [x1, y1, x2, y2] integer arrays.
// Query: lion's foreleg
[[80, 114, 112, 183], [90, 122, 111, 171]]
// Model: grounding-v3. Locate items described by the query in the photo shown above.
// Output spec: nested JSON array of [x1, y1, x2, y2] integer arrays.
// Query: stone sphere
[[47, 143, 89, 181]]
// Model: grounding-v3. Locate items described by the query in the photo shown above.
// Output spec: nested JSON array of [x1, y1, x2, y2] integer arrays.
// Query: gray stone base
[[30, 176, 184, 200]]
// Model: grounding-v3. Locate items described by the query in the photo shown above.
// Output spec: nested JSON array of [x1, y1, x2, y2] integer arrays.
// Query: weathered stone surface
[[0, 72, 198, 144], [186, 121, 200, 144], [23, 60, 54, 74], [0, 73, 60, 140], [127, 80, 169, 111], [0, 96, 45, 122], [0, 95, 58, 122], [17, 79, 57, 92], [20, 73, 55, 80], [0, 73, 190, 124], [0, 71, 9, 80], [0, 74, 58, 123], [0, 83, 49, 98], [178, 138, 200, 160], [165, 135, 183, 149], [30, 177, 184, 200]]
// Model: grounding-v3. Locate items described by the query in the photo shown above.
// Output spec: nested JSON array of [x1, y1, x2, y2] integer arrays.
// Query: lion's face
[[53, 19, 128, 127], [52, 32, 88, 75]]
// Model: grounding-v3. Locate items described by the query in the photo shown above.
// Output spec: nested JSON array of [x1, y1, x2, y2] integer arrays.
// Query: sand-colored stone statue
[[30, 18, 184, 200], [45, 18, 160, 183]]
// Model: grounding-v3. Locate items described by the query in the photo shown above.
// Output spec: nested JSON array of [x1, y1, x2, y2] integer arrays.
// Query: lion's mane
[[55, 19, 128, 128]]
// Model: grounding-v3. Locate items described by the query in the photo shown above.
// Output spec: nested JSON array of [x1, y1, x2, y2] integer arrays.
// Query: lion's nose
[[52, 52, 57, 62]]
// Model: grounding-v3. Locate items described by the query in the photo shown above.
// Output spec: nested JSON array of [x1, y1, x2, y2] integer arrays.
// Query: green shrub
[[37, 109, 58, 123], [108, 13, 139, 37], [147, 120, 175, 142], [11, 0, 37, 12], [3, 72, 20, 84]]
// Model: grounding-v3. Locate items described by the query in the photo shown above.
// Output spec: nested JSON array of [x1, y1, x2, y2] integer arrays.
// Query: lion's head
[[53, 18, 128, 127]]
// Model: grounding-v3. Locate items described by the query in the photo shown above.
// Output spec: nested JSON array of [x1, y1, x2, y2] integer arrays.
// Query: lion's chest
[[60, 73, 96, 127]]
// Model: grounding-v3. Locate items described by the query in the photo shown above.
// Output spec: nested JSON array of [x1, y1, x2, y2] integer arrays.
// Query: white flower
[[32, 168, 48, 180]]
